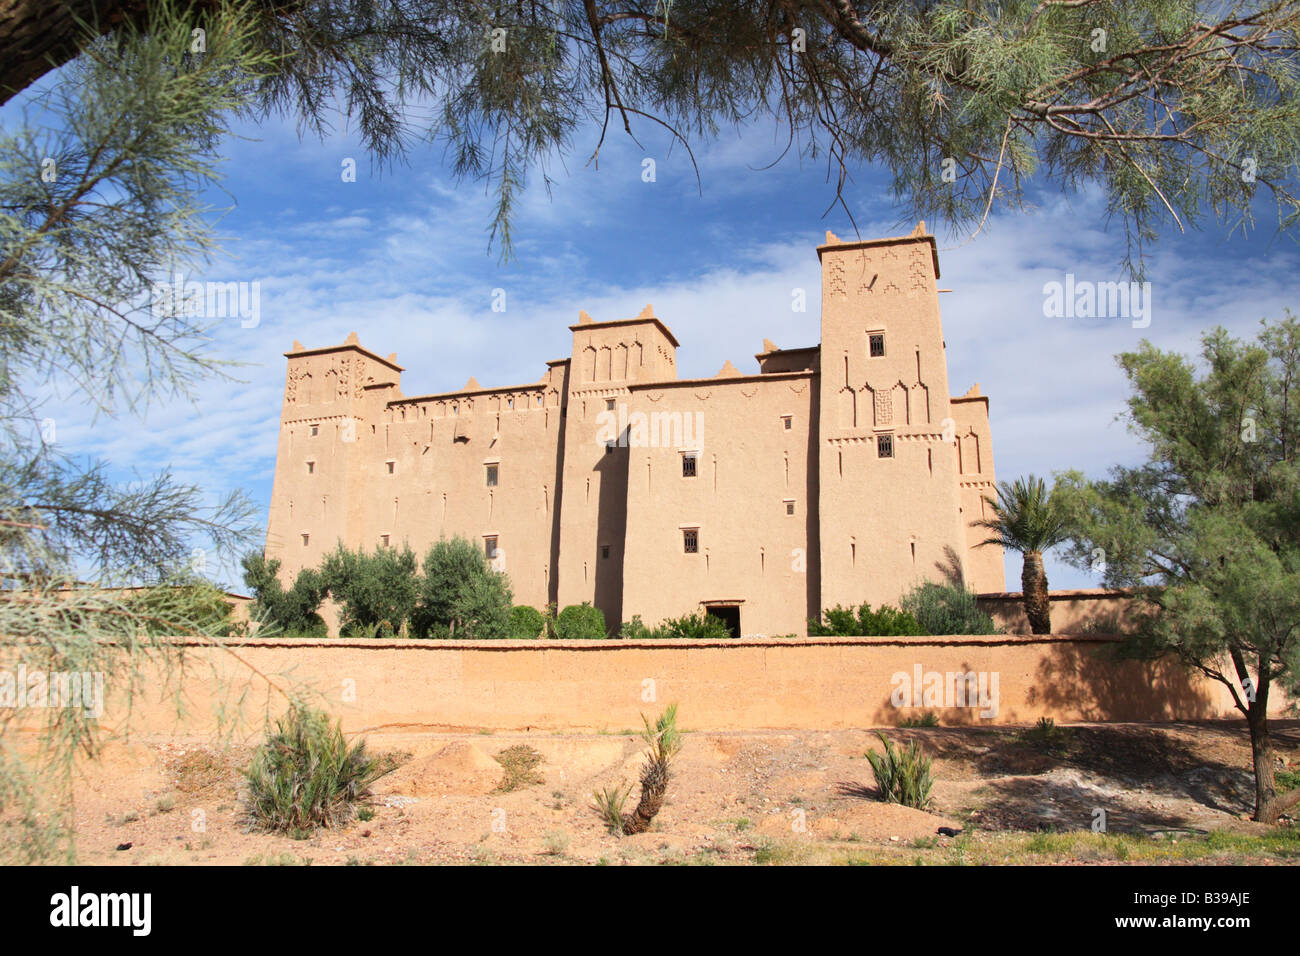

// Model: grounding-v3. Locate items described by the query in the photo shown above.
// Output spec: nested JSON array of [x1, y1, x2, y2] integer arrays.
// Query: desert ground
[[57, 721, 1300, 865]]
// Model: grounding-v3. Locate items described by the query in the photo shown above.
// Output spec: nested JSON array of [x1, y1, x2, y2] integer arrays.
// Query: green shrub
[[555, 602, 607, 639], [412, 537, 513, 638], [494, 744, 544, 792], [618, 611, 733, 639], [124, 574, 242, 638], [1278, 768, 1300, 793], [1022, 716, 1072, 750], [506, 605, 546, 640], [864, 732, 934, 809], [901, 581, 998, 635], [320, 544, 419, 636], [242, 705, 391, 834], [811, 604, 859, 635], [809, 602, 925, 636], [899, 711, 941, 728], [659, 611, 733, 639], [619, 614, 656, 639], [241, 552, 328, 637]]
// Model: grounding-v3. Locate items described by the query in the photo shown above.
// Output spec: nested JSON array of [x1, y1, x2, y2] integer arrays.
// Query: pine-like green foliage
[[901, 582, 999, 635], [6, 2, 1295, 266], [413, 536, 513, 639], [1057, 312, 1300, 823], [182, 1, 1300, 267], [123, 574, 241, 638], [242, 704, 389, 834], [0, 1, 277, 863], [865, 732, 935, 809], [555, 601, 607, 639], [809, 603, 926, 636], [241, 553, 327, 637], [321, 544, 420, 637]]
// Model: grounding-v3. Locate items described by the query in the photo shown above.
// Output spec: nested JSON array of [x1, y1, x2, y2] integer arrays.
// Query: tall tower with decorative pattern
[[815, 224, 1001, 610]]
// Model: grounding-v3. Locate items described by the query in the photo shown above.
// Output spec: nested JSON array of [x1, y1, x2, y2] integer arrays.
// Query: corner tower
[[265, 333, 403, 583], [815, 225, 992, 608]]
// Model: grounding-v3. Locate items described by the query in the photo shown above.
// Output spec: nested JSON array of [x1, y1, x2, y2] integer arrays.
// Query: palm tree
[[974, 476, 1069, 634]]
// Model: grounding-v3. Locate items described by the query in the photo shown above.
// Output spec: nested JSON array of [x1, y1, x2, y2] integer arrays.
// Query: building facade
[[264, 225, 1005, 635]]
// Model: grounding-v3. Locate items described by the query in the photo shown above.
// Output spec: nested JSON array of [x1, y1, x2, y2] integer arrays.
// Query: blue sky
[[12, 94, 1300, 594]]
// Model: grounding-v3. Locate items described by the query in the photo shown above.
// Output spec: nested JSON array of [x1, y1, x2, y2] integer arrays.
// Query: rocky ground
[[49, 721, 1300, 865]]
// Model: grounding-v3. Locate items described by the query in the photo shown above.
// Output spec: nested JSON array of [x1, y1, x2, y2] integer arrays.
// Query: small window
[[484, 535, 498, 559], [380, 534, 390, 547], [305, 460, 315, 474], [507, 397, 514, 409], [301, 533, 310, 547], [781, 415, 792, 430], [605, 399, 615, 411], [869, 333, 886, 358], [877, 434, 894, 458], [386, 460, 395, 474], [452, 404, 459, 415], [485, 463, 498, 487], [785, 500, 796, 516], [682, 453, 697, 478], [310, 424, 319, 437], [600, 544, 610, 559], [683, 528, 699, 554]]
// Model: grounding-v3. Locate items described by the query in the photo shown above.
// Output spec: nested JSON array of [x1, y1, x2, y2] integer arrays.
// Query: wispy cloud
[[25, 110, 1299, 593]]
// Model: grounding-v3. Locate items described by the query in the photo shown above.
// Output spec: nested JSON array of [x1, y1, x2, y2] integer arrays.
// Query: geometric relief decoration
[[830, 258, 846, 297], [873, 386, 892, 427]]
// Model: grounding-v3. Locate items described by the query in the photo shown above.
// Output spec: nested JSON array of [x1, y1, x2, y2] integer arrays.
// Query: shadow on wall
[[1029, 642, 1217, 722], [866, 658, 999, 728], [592, 431, 629, 635]]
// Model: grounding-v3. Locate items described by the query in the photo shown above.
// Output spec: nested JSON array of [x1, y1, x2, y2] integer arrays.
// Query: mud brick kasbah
[[265, 224, 1007, 636]]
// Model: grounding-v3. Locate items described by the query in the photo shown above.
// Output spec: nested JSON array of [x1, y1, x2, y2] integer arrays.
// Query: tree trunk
[[1247, 697, 1281, 824], [620, 758, 669, 834], [0, 1, 135, 104], [0, 0, 298, 105], [1020, 550, 1052, 634]]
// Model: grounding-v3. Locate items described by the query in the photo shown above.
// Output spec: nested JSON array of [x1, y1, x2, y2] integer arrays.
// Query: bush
[[506, 605, 546, 640], [412, 537, 512, 638], [555, 602, 607, 639], [619, 614, 656, 639], [899, 711, 940, 728], [901, 582, 998, 635], [865, 732, 934, 809], [124, 574, 241, 638], [320, 544, 419, 636], [809, 603, 925, 636], [659, 611, 732, 639], [619, 611, 733, 639], [241, 552, 328, 637], [242, 705, 391, 834]]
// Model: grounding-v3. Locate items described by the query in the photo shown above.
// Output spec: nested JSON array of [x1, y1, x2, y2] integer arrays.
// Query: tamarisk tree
[[0, 2, 1298, 265], [1057, 313, 1300, 823], [0, 3, 270, 860]]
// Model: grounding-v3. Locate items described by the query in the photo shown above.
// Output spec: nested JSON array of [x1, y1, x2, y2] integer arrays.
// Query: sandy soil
[[54, 721, 1300, 865]]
